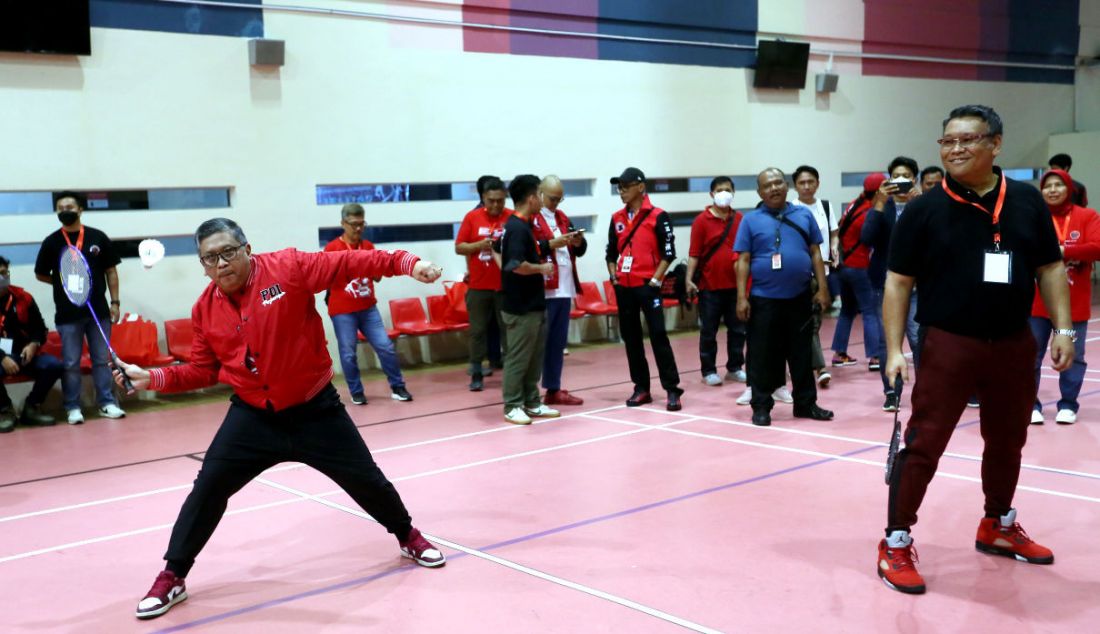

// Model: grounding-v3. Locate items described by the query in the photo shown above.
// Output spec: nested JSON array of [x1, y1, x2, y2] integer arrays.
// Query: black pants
[[698, 288, 746, 377], [747, 293, 817, 411], [614, 284, 681, 394], [164, 384, 413, 578]]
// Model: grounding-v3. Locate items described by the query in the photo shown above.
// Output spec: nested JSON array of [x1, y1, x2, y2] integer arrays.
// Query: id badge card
[[771, 253, 783, 270], [983, 249, 1012, 284], [0, 338, 12, 356], [621, 256, 634, 273]]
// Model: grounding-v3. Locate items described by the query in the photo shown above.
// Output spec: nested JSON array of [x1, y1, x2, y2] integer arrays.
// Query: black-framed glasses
[[342, 219, 366, 229], [199, 243, 248, 267], [936, 133, 993, 149]]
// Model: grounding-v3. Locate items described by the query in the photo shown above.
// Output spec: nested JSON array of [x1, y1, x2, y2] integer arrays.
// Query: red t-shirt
[[324, 237, 378, 315], [455, 207, 514, 290], [148, 248, 419, 411], [1032, 205, 1100, 322], [688, 207, 740, 291]]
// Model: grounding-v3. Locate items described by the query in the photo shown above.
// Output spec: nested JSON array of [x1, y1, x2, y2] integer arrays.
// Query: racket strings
[[60, 249, 93, 307]]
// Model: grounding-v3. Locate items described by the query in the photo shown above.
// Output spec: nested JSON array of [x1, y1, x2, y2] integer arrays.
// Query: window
[[0, 188, 231, 214], [318, 179, 593, 205]]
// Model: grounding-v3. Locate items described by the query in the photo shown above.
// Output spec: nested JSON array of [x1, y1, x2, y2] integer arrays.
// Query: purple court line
[[153, 388, 1100, 631], [153, 443, 880, 632]]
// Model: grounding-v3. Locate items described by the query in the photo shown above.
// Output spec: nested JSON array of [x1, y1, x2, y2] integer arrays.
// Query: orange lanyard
[[942, 175, 1007, 249], [339, 236, 361, 250], [1052, 213, 1072, 245], [60, 226, 85, 251]]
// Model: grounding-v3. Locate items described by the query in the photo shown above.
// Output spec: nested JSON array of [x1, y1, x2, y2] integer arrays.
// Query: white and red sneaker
[[135, 570, 188, 619], [399, 528, 446, 568]]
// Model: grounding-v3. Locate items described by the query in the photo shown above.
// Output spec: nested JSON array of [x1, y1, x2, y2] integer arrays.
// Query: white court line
[[580, 414, 1100, 506], [0, 403, 631, 524], [640, 407, 1100, 482], [0, 416, 691, 565], [257, 478, 723, 634]]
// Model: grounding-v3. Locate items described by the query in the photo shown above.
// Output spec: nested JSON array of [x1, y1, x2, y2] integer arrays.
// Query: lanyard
[[942, 174, 1008, 249], [769, 209, 787, 249], [339, 236, 362, 250], [0, 294, 12, 333], [60, 226, 85, 251], [1052, 213, 1072, 245]]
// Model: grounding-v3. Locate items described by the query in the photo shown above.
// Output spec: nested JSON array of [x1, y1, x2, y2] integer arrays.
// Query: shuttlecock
[[138, 239, 165, 269]]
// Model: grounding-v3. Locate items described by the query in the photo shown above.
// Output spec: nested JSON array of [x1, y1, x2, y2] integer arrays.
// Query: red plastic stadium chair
[[389, 298, 449, 336], [602, 280, 619, 309], [164, 318, 193, 363], [426, 295, 469, 332]]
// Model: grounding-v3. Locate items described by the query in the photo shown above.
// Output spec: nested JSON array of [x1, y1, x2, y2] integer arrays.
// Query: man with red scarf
[[878, 105, 1073, 595], [1029, 170, 1100, 425], [115, 218, 446, 620]]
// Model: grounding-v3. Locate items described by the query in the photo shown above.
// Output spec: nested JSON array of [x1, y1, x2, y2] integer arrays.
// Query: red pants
[[887, 327, 1036, 531]]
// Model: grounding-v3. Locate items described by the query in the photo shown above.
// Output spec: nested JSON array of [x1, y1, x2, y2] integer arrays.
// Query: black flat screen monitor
[[753, 40, 810, 89], [0, 1, 92, 56]]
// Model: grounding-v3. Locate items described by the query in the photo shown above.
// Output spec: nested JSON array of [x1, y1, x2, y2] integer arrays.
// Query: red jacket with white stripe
[[149, 248, 419, 411]]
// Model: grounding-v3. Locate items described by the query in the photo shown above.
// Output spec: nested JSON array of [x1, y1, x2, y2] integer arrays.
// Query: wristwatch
[[1054, 328, 1078, 342]]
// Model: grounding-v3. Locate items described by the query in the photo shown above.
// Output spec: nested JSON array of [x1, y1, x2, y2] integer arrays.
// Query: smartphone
[[890, 179, 913, 194]]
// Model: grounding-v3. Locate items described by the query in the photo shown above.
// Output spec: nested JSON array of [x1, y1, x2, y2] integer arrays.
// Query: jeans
[[58, 317, 116, 411], [831, 267, 882, 360], [331, 307, 405, 396], [542, 298, 572, 391], [871, 286, 921, 393], [1030, 317, 1088, 413], [0, 353, 63, 408], [697, 288, 745, 377]]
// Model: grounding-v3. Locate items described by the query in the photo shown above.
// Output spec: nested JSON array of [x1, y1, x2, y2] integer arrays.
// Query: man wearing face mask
[[606, 167, 683, 411], [0, 256, 64, 432], [686, 176, 745, 387], [34, 191, 125, 425]]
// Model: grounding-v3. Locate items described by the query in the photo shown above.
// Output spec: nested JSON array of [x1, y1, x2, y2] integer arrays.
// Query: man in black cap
[[605, 167, 683, 411]]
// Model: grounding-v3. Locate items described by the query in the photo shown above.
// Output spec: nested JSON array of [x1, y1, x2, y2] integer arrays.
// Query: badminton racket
[[58, 246, 136, 395], [884, 375, 904, 485]]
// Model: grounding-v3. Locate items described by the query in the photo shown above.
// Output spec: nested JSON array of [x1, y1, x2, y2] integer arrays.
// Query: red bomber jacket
[[149, 248, 419, 411]]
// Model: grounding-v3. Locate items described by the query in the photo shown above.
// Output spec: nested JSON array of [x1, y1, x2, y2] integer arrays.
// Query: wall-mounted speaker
[[249, 39, 285, 67], [815, 73, 838, 93]]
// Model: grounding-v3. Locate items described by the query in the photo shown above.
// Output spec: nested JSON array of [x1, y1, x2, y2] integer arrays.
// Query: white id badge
[[771, 253, 783, 270], [66, 276, 85, 295], [0, 338, 12, 355], [621, 256, 634, 273], [983, 250, 1012, 284]]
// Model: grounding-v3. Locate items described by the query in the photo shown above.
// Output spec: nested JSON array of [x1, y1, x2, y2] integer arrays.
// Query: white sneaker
[[504, 407, 532, 425], [773, 387, 794, 404], [703, 373, 722, 386], [736, 387, 752, 406], [1030, 409, 1044, 425], [816, 370, 832, 388], [67, 409, 85, 425], [563, 348, 570, 356], [725, 370, 748, 383], [524, 404, 560, 419], [99, 403, 126, 419], [1055, 409, 1077, 424]]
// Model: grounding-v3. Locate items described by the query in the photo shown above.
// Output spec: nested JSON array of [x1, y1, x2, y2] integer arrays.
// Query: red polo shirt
[[688, 207, 740, 291], [455, 206, 514, 290], [324, 236, 379, 315], [149, 248, 419, 411]]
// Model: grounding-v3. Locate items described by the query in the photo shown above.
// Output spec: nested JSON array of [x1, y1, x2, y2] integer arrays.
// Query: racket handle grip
[[113, 355, 137, 395]]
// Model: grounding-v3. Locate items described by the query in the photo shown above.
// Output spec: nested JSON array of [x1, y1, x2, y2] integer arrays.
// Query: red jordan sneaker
[[975, 509, 1054, 564], [877, 533, 926, 594], [135, 570, 187, 620]]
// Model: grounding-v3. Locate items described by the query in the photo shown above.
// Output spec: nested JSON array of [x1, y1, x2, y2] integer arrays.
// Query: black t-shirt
[[34, 225, 121, 325], [500, 214, 550, 315], [888, 169, 1061, 339]]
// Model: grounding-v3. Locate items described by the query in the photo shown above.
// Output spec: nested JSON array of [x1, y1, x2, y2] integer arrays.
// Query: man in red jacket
[[0, 255, 63, 431], [606, 167, 683, 411], [116, 218, 446, 621]]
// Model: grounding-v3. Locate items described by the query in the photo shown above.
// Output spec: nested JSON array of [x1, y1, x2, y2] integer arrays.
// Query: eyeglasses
[[342, 220, 366, 229], [199, 243, 248, 267], [936, 133, 993, 149]]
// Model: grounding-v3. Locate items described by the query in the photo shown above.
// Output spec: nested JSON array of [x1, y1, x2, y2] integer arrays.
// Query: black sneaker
[[882, 393, 899, 412], [793, 404, 834, 420], [20, 403, 56, 426], [469, 373, 484, 392], [350, 392, 368, 405], [391, 386, 413, 401]]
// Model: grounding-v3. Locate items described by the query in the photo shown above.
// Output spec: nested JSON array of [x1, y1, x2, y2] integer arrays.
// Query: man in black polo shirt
[[497, 174, 575, 425], [876, 105, 1073, 595]]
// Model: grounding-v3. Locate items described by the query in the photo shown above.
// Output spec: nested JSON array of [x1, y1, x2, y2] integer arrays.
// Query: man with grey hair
[[323, 203, 412, 404], [115, 218, 446, 620]]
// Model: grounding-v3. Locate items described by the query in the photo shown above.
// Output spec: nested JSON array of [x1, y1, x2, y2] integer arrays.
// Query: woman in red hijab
[[1030, 169, 1100, 425], [829, 173, 890, 398]]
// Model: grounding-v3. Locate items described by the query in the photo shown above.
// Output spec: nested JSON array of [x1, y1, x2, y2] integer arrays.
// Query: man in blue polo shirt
[[735, 168, 833, 426]]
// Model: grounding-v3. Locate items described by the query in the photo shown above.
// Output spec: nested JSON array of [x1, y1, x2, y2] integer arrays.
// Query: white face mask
[[712, 190, 734, 208]]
